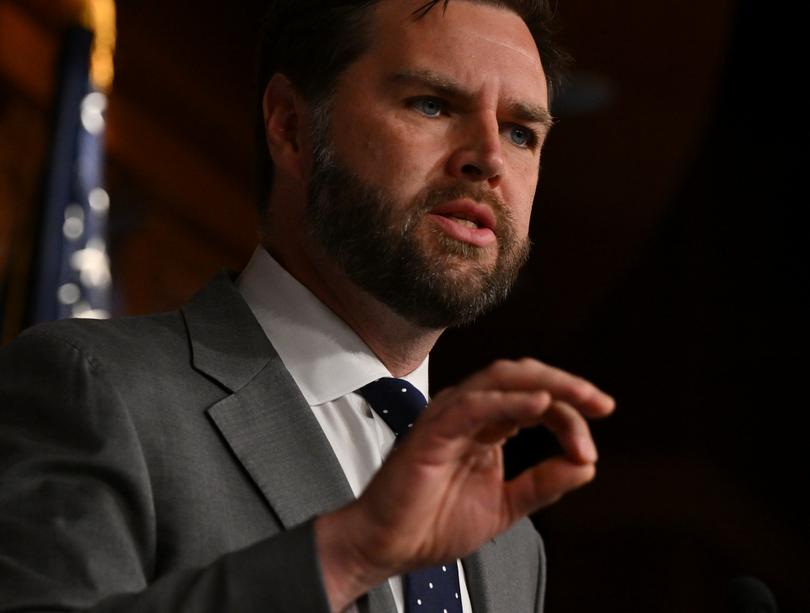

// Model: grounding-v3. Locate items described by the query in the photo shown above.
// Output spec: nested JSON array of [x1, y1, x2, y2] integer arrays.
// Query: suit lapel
[[206, 361, 354, 525], [183, 271, 354, 525], [182, 272, 397, 611], [463, 548, 494, 613], [463, 522, 545, 613]]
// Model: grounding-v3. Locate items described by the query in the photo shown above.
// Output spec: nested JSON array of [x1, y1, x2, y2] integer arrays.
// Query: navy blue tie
[[358, 377, 463, 613]]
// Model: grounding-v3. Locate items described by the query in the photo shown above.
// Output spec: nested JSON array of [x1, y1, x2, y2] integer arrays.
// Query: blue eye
[[412, 97, 443, 117], [508, 126, 532, 147]]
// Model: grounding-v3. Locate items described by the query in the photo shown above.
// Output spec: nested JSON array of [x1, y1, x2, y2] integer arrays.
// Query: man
[[0, 1, 614, 611]]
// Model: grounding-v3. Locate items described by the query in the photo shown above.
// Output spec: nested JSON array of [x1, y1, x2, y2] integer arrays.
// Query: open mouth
[[429, 199, 496, 231], [443, 214, 481, 229], [427, 199, 498, 247]]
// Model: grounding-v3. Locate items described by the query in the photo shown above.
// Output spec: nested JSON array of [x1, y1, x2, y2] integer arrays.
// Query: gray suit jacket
[[0, 273, 546, 612]]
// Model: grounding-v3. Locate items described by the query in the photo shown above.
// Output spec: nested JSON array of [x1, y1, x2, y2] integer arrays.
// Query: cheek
[[511, 199, 533, 238], [504, 158, 538, 234], [331, 101, 446, 187]]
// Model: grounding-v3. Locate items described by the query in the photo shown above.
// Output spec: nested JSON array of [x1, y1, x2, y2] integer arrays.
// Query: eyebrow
[[391, 69, 554, 129]]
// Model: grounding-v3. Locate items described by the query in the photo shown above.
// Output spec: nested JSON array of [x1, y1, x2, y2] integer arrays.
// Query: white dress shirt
[[237, 246, 473, 613]]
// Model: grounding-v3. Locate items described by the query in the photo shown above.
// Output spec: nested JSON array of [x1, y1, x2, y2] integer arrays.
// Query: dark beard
[[305, 124, 530, 329]]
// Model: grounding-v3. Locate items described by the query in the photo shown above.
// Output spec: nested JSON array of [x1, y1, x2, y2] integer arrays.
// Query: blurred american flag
[[29, 4, 115, 325]]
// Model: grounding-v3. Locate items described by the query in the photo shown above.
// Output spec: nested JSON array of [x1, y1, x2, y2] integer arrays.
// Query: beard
[[305, 114, 531, 330]]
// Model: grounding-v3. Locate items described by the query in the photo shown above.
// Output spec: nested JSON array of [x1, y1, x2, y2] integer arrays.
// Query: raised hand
[[316, 358, 615, 611]]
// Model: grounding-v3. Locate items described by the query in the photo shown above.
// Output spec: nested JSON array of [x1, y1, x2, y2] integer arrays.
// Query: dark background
[[1, 1, 806, 611]]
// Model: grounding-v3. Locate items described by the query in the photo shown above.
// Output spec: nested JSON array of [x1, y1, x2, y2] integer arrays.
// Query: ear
[[262, 73, 308, 182]]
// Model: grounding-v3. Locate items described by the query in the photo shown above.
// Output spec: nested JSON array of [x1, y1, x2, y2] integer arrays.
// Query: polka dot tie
[[358, 378, 463, 613]]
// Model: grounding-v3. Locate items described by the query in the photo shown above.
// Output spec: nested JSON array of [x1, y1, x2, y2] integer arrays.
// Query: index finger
[[456, 358, 615, 418]]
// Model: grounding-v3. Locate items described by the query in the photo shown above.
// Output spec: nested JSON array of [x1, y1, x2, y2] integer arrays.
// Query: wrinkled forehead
[[366, 0, 547, 103]]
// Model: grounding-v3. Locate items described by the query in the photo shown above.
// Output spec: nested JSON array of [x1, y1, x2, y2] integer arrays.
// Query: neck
[[262, 233, 443, 378]]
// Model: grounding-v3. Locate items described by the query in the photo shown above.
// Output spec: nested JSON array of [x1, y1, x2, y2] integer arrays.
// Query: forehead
[[365, 0, 548, 104]]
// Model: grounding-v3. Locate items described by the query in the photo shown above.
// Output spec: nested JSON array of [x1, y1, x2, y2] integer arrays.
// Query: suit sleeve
[[0, 329, 331, 612]]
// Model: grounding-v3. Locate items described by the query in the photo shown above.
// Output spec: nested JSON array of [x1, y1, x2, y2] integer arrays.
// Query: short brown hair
[[255, 0, 569, 211]]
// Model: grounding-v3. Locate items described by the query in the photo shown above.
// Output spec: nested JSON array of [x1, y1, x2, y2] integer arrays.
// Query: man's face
[[305, 0, 550, 328]]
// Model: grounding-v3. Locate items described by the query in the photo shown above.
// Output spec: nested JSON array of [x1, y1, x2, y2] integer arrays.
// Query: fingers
[[504, 457, 597, 521], [439, 395, 596, 465], [423, 390, 553, 444], [415, 391, 597, 471], [499, 397, 602, 521], [418, 358, 612, 459], [457, 358, 615, 418], [542, 401, 597, 464]]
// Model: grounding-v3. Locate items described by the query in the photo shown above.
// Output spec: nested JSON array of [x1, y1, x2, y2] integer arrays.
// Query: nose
[[445, 112, 504, 187]]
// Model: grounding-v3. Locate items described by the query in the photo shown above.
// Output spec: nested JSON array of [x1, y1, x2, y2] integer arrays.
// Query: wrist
[[315, 504, 393, 612]]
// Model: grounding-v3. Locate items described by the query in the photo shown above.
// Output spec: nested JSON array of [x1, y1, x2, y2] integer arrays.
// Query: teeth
[[451, 216, 478, 229]]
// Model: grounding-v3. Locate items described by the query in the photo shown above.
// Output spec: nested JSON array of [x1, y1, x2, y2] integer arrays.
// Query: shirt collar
[[237, 246, 429, 406]]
